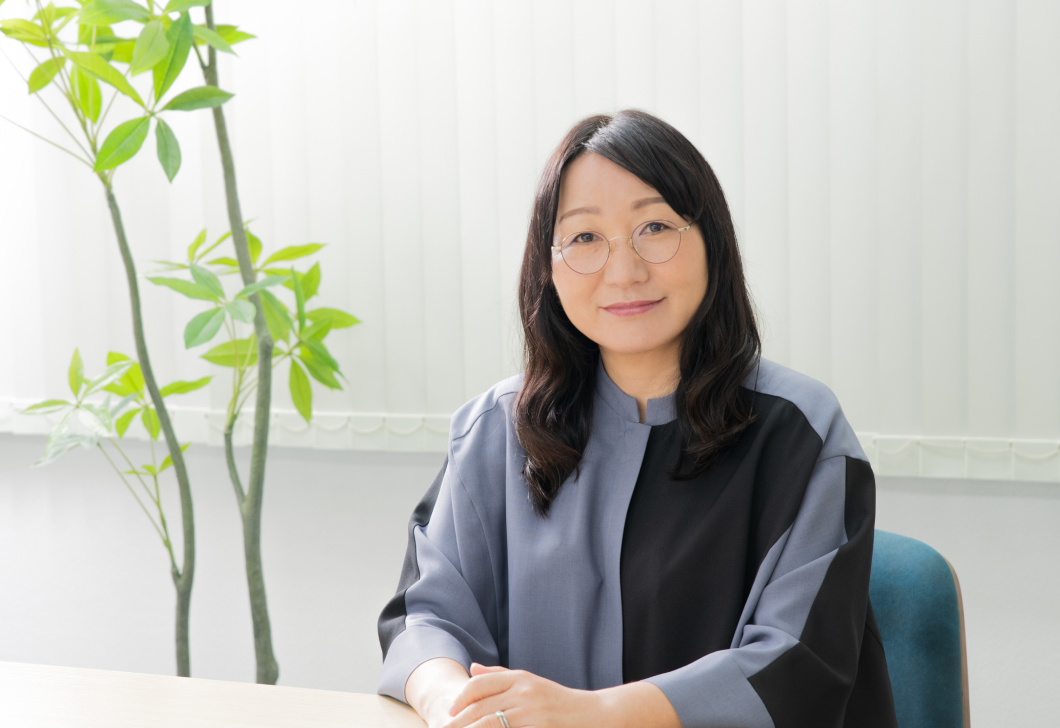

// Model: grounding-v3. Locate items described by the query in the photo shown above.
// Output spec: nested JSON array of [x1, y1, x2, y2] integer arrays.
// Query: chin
[[596, 335, 677, 357]]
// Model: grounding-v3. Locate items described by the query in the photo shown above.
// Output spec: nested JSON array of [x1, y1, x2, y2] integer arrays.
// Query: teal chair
[[870, 530, 971, 728]]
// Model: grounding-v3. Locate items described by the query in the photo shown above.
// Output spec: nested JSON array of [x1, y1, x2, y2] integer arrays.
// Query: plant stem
[[203, 3, 278, 685], [104, 181, 195, 678]]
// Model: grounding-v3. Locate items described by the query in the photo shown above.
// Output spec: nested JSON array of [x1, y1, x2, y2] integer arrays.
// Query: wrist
[[596, 680, 681, 728]]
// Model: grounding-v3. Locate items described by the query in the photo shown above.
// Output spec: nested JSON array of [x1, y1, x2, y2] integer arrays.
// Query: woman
[[378, 110, 896, 728]]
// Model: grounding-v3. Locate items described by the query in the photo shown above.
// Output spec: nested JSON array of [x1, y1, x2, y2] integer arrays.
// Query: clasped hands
[[431, 662, 679, 728]]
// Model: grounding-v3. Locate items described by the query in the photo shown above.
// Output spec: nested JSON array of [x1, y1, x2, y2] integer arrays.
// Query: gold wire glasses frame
[[551, 220, 693, 275]]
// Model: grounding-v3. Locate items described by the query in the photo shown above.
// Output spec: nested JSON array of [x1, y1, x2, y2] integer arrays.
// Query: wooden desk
[[0, 661, 426, 727]]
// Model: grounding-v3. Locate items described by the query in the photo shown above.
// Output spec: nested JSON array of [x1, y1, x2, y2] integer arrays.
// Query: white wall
[[2, 0, 1059, 467], [2, 431, 1058, 726], [0, 433, 442, 692]]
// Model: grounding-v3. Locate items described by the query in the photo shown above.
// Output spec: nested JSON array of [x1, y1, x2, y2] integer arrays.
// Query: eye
[[567, 232, 604, 246], [642, 221, 671, 235]]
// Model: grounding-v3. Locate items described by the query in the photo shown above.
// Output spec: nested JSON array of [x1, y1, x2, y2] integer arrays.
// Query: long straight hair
[[516, 110, 761, 515]]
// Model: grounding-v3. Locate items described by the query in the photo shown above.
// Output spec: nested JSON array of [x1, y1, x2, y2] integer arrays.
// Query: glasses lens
[[560, 231, 609, 274], [632, 220, 682, 264]]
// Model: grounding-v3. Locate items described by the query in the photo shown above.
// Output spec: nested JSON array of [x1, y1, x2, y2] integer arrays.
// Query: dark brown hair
[[516, 109, 761, 515]]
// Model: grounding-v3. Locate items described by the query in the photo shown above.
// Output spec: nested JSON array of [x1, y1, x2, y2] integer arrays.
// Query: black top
[[620, 391, 897, 728]]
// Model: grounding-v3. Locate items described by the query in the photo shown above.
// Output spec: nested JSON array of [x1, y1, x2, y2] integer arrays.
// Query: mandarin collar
[[595, 358, 677, 426]]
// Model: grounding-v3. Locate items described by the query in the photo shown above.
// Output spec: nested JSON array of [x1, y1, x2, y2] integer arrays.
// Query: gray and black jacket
[[378, 358, 897, 728]]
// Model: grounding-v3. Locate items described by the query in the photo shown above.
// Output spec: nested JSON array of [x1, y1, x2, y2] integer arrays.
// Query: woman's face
[[551, 152, 708, 361]]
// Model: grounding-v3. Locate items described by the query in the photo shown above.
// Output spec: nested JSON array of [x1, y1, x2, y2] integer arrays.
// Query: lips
[[602, 299, 664, 317]]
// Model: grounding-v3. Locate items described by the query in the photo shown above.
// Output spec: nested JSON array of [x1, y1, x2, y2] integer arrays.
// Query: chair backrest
[[869, 530, 970, 728]]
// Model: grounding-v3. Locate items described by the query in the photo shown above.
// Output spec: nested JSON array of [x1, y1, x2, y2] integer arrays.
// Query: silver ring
[[495, 710, 511, 728]]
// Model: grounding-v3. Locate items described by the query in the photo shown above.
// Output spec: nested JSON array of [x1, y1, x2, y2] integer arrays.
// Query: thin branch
[[98, 443, 167, 544], [193, 43, 207, 73], [11, 37, 93, 159], [0, 113, 92, 167], [94, 87, 121, 144], [36, 0, 88, 138], [110, 436, 159, 504]]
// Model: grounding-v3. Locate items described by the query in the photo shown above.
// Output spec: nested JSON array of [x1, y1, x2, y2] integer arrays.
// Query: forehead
[[557, 152, 661, 210]]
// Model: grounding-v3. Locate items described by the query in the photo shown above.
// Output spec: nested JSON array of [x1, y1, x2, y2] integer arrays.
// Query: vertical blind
[[1, 0, 1058, 477]]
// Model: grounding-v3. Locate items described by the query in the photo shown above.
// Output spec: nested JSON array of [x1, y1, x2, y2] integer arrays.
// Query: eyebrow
[[556, 196, 668, 224], [631, 195, 667, 210]]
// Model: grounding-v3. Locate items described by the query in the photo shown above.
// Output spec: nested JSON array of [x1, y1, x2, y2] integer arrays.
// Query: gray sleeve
[[646, 454, 862, 728], [377, 459, 501, 702]]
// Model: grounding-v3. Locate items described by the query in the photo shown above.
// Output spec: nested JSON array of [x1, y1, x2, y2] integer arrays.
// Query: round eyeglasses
[[551, 219, 692, 275]]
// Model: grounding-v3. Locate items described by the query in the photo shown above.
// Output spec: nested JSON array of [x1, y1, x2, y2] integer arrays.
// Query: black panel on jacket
[[378, 458, 448, 658], [747, 456, 897, 728], [620, 391, 822, 683]]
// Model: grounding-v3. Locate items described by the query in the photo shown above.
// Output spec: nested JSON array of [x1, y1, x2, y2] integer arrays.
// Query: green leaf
[[111, 40, 135, 64], [78, 24, 118, 46], [65, 50, 144, 106], [225, 299, 256, 323], [235, 274, 287, 299], [79, 403, 115, 436], [262, 244, 324, 267], [94, 116, 150, 171], [72, 68, 102, 123], [261, 290, 292, 343], [115, 408, 138, 437], [36, 432, 95, 467], [148, 276, 219, 301], [103, 364, 144, 396], [207, 256, 239, 268], [162, 85, 234, 111], [184, 307, 225, 348], [153, 11, 192, 101], [105, 351, 145, 395], [192, 24, 233, 54], [0, 19, 50, 47], [142, 407, 161, 440], [23, 399, 71, 414], [164, 0, 210, 12], [201, 337, 257, 368], [301, 319, 331, 343], [80, 0, 149, 25], [152, 116, 181, 181], [246, 228, 262, 263], [302, 262, 321, 299], [289, 359, 312, 422], [306, 307, 360, 329], [302, 338, 340, 372], [28, 57, 66, 94], [190, 264, 225, 298], [197, 230, 231, 261], [84, 360, 135, 396], [299, 350, 341, 390], [37, 4, 78, 28], [292, 267, 306, 330], [187, 229, 206, 262], [216, 24, 255, 46], [130, 19, 169, 75], [159, 376, 211, 397], [158, 441, 191, 472], [142, 464, 158, 475], [69, 348, 84, 396]]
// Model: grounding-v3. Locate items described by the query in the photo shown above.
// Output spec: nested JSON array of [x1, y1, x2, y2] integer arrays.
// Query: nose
[[602, 236, 649, 286]]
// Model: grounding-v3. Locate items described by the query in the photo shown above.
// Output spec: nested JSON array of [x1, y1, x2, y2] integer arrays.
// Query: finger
[[470, 712, 515, 728], [448, 671, 518, 716], [463, 713, 509, 728], [442, 693, 521, 728], [470, 663, 509, 677]]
